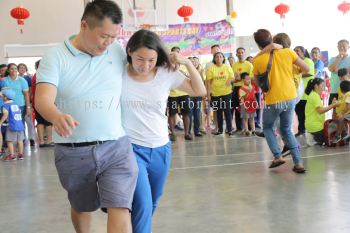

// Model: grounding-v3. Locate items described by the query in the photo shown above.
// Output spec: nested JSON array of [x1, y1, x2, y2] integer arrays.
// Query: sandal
[[292, 165, 306, 174], [269, 160, 286, 168]]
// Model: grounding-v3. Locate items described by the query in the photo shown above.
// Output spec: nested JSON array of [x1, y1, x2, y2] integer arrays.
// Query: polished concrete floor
[[1, 133, 350, 233]]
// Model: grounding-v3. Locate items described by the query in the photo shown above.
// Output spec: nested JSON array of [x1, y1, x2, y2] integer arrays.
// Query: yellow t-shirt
[[253, 48, 298, 105], [301, 57, 315, 101], [336, 91, 350, 115], [232, 61, 254, 87], [206, 64, 234, 97], [292, 65, 302, 88], [305, 91, 324, 133], [170, 65, 188, 97]]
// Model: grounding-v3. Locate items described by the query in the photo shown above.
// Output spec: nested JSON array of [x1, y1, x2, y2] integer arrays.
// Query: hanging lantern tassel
[[10, 6, 30, 34], [275, 3, 289, 27], [338, 1, 350, 15]]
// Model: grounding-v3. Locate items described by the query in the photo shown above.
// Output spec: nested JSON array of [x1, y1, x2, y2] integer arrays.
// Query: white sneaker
[[305, 132, 317, 146]]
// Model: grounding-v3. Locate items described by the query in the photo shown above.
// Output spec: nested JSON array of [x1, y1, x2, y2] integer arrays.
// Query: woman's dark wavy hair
[[126, 29, 171, 69], [5, 63, 17, 77], [305, 78, 324, 95], [212, 52, 226, 65], [295, 46, 310, 59]]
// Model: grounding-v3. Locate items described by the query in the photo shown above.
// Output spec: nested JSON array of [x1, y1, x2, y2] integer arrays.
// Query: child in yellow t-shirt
[[239, 72, 257, 136], [336, 68, 350, 102], [333, 80, 350, 143]]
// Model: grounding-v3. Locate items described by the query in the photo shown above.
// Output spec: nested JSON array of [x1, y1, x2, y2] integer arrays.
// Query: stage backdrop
[[118, 19, 235, 56]]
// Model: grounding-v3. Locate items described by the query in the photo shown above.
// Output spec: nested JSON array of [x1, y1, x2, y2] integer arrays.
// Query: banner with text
[[118, 19, 235, 56]]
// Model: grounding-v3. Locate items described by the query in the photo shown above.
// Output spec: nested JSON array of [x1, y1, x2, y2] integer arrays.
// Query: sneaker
[[2, 154, 17, 161], [184, 134, 193, 140], [175, 122, 184, 130], [212, 131, 223, 136], [17, 154, 24, 160], [211, 129, 219, 135], [243, 131, 251, 136], [255, 131, 265, 137], [195, 132, 203, 137], [199, 129, 207, 134], [332, 135, 342, 144], [228, 130, 235, 137], [294, 131, 305, 137], [281, 145, 291, 157], [30, 139, 35, 147], [342, 133, 350, 141], [169, 133, 176, 142]]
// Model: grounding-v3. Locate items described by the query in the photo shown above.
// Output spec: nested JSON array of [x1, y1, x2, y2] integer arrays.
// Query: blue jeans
[[131, 142, 172, 233], [254, 92, 261, 128], [188, 97, 202, 134], [263, 98, 303, 165]]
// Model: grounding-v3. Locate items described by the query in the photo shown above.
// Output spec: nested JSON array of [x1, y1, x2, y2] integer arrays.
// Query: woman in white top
[[121, 29, 206, 233]]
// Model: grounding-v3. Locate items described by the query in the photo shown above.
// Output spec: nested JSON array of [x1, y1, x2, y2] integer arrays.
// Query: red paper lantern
[[10, 6, 30, 34], [274, 3, 289, 19], [177, 5, 193, 22], [338, 1, 350, 14]]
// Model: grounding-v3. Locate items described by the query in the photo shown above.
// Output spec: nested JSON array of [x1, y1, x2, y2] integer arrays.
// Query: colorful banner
[[117, 19, 235, 56]]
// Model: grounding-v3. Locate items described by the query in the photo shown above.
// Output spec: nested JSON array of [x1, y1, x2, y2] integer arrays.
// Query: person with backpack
[[253, 29, 309, 173], [239, 72, 257, 136], [305, 78, 340, 145], [0, 89, 25, 161]]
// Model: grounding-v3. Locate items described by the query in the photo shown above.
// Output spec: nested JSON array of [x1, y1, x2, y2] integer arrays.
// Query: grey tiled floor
[[1, 134, 350, 233]]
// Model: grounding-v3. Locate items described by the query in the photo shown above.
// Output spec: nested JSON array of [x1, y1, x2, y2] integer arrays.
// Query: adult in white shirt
[[121, 29, 206, 233]]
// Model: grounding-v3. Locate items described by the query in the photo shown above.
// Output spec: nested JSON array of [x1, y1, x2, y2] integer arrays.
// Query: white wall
[[0, 0, 84, 63], [2, 0, 350, 63], [234, 0, 350, 57], [0, 0, 227, 63]]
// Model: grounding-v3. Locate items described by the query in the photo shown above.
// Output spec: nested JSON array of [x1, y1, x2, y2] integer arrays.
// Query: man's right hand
[[52, 113, 80, 138]]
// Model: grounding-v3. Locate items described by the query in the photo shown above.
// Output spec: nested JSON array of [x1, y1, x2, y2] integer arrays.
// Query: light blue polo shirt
[[0, 76, 28, 107], [328, 56, 350, 93], [37, 36, 126, 143]]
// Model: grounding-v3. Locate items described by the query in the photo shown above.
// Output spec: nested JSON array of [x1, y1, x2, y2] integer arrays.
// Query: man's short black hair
[[171, 46, 180, 52], [82, 0, 123, 28], [338, 68, 348, 78], [340, 80, 350, 93]]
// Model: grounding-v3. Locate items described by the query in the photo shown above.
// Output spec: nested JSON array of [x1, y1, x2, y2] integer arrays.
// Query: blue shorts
[[54, 136, 138, 212]]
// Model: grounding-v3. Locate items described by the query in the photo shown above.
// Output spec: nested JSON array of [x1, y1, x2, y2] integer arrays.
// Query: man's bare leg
[[71, 208, 91, 233], [107, 208, 132, 233]]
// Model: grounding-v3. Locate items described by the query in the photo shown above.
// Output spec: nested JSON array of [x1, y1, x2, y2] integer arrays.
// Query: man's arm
[[35, 83, 79, 137]]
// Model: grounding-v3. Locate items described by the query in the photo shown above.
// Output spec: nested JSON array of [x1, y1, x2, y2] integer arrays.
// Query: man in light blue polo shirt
[[328, 39, 350, 105], [35, 1, 138, 233]]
